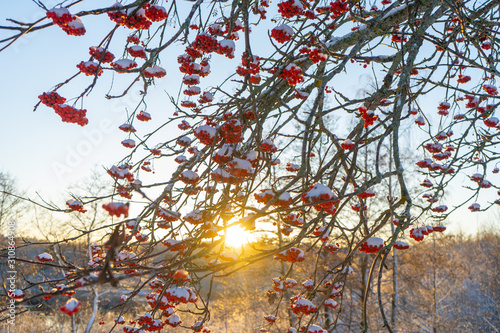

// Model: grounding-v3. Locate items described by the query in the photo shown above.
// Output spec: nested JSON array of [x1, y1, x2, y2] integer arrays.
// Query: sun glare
[[224, 226, 255, 248]]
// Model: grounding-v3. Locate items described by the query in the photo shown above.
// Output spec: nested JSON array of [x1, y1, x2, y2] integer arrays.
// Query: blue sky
[[0, 1, 178, 198]]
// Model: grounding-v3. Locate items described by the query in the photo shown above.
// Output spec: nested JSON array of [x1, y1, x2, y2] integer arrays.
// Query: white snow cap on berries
[[126, 6, 146, 17], [230, 158, 255, 174], [8, 289, 25, 299], [129, 45, 144, 53], [302, 279, 314, 288], [304, 183, 334, 199], [212, 168, 232, 177], [184, 85, 200, 94], [166, 287, 189, 300], [181, 170, 199, 180], [122, 139, 135, 147], [37, 252, 53, 262], [65, 17, 85, 32], [178, 136, 192, 145], [219, 39, 235, 50], [324, 298, 338, 308], [145, 65, 166, 76], [112, 59, 137, 70], [49, 7, 71, 17], [294, 297, 315, 308], [200, 91, 213, 102], [185, 74, 199, 82], [302, 324, 326, 333], [60, 298, 81, 315], [274, 24, 293, 36], [116, 250, 136, 262], [243, 150, 258, 161], [167, 314, 180, 325], [194, 125, 217, 139], [279, 191, 291, 201], [365, 237, 383, 247]]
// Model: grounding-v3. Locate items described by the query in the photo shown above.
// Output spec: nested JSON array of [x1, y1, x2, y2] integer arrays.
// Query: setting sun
[[224, 226, 255, 248]]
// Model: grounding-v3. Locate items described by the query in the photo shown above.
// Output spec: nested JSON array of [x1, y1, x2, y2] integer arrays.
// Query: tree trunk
[[324, 307, 334, 330], [360, 254, 368, 329], [278, 219, 296, 327], [85, 287, 99, 333], [389, 135, 398, 331], [391, 235, 398, 330], [432, 236, 438, 333]]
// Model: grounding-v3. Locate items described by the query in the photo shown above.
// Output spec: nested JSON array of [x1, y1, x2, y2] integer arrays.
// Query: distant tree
[[0, 172, 23, 233], [64, 172, 112, 333]]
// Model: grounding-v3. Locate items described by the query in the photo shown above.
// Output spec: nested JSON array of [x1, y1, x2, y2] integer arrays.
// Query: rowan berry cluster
[[178, 170, 200, 185], [274, 247, 305, 263], [278, 0, 304, 18], [53, 104, 88, 126], [301, 183, 337, 214], [271, 24, 293, 43], [282, 213, 304, 227], [191, 33, 219, 53], [38, 91, 66, 107], [60, 298, 81, 316], [457, 74, 471, 83], [136, 111, 152, 121], [278, 63, 304, 85], [358, 106, 378, 127], [184, 90, 201, 102], [309, 49, 328, 63], [220, 119, 243, 143], [46, 7, 86, 36], [102, 202, 129, 218], [227, 158, 255, 178], [194, 125, 218, 145], [76, 61, 103, 76], [290, 295, 317, 315], [409, 225, 441, 241], [89, 46, 115, 63], [236, 52, 261, 80], [108, 5, 152, 30], [359, 237, 384, 253], [144, 66, 167, 78], [66, 199, 87, 213], [144, 4, 168, 22], [393, 241, 410, 250], [127, 45, 147, 59], [111, 59, 138, 71]]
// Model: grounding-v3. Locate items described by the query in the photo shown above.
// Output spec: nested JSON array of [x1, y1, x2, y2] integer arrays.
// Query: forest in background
[[1, 225, 498, 333]]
